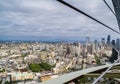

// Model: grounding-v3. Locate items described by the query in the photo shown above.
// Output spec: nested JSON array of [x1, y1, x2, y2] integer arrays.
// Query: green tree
[[29, 62, 52, 72], [39, 62, 52, 70], [29, 63, 42, 72], [5, 81, 12, 84]]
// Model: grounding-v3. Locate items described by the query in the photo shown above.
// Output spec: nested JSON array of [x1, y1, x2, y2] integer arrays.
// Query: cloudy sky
[[0, 0, 120, 41]]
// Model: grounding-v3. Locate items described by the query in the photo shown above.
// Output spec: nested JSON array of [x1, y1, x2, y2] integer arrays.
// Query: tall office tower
[[87, 44, 93, 55], [111, 40, 116, 46], [94, 40, 98, 51], [91, 43, 95, 54], [71, 45, 80, 57], [112, 0, 120, 30], [107, 35, 111, 45], [116, 38, 120, 50], [82, 44, 87, 58], [74, 43, 81, 57], [94, 40, 97, 43], [101, 38, 105, 46], [86, 37, 90, 44]]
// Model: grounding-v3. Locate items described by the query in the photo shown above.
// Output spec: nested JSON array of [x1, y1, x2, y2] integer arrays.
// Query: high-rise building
[[116, 38, 120, 50], [111, 40, 116, 46], [101, 38, 105, 46], [82, 44, 87, 58], [112, 0, 120, 30], [94, 40, 98, 51], [107, 35, 111, 45], [71, 43, 81, 56], [86, 37, 90, 44], [87, 44, 93, 55]]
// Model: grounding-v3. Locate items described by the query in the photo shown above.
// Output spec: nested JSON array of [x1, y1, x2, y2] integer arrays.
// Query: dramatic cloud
[[0, 0, 119, 41]]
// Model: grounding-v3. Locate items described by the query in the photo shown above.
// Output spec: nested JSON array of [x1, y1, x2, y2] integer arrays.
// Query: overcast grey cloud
[[0, 0, 120, 41]]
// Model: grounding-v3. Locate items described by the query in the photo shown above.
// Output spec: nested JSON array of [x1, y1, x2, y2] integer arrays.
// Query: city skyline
[[0, 0, 120, 41]]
